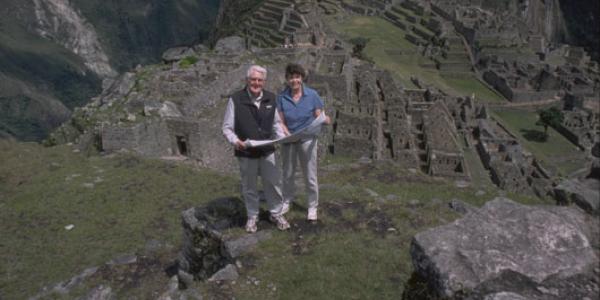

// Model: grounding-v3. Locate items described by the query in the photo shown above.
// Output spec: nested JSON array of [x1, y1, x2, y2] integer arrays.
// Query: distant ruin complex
[[52, 0, 599, 199]]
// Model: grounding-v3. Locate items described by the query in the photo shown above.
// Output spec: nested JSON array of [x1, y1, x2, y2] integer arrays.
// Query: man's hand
[[235, 140, 246, 150]]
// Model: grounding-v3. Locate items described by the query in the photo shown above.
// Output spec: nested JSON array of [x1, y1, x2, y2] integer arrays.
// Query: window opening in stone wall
[[176, 135, 188, 156], [454, 162, 464, 173]]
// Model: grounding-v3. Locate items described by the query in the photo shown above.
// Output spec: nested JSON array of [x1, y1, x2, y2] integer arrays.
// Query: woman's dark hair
[[285, 63, 306, 79]]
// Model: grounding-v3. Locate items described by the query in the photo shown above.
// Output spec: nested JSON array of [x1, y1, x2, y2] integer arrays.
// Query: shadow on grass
[[520, 129, 547, 143]]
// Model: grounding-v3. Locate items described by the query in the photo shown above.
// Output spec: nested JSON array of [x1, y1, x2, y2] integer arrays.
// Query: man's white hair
[[246, 65, 267, 79]]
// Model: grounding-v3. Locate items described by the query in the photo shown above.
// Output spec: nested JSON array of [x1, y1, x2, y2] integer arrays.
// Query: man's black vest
[[232, 88, 277, 158]]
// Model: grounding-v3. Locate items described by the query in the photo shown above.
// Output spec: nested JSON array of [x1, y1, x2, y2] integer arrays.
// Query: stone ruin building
[[475, 115, 553, 197], [329, 62, 470, 179], [558, 93, 600, 154]]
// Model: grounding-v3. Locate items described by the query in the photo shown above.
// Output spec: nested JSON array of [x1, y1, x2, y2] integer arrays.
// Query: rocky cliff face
[[32, 0, 117, 78], [0, 0, 219, 141]]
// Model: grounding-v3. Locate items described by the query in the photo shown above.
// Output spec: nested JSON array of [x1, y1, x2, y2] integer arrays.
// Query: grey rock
[[411, 197, 599, 298], [208, 264, 239, 282], [214, 36, 246, 54], [144, 239, 164, 255], [364, 188, 379, 198], [106, 254, 137, 266], [385, 194, 399, 201], [177, 270, 194, 289], [77, 285, 114, 300], [224, 230, 272, 259], [482, 292, 528, 300], [448, 199, 476, 215], [159, 276, 203, 300], [476, 190, 486, 196], [554, 178, 600, 215], [454, 180, 470, 188], [358, 156, 372, 164], [162, 47, 195, 63], [31, 267, 99, 299], [143, 101, 163, 117], [158, 101, 183, 118]]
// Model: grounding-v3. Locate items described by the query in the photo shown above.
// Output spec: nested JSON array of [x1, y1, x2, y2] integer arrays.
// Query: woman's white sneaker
[[307, 207, 318, 221]]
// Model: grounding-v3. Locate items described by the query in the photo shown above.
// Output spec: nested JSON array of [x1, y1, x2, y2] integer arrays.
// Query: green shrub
[[179, 55, 199, 68]]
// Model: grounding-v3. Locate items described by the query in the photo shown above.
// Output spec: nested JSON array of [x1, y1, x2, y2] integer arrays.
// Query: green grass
[[441, 75, 505, 103], [0, 141, 548, 299], [0, 140, 238, 299], [492, 108, 588, 176], [217, 162, 547, 299], [326, 16, 504, 103], [179, 55, 199, 68]]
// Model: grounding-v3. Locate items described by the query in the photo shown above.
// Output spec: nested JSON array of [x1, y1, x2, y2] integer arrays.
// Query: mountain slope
[[0, 0, 219, 141]]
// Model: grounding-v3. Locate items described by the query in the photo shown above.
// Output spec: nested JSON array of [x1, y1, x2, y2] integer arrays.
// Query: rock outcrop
[[554, 159, 600, 215], [408, 197, 599, 299]]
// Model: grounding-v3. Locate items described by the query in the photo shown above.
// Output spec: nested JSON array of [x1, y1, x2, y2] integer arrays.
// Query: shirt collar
[[246, 87, 263, 102], [283, 84, 306, 101]]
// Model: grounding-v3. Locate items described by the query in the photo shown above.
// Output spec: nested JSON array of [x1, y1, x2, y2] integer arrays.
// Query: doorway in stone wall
[[176, 135, 188, 156]]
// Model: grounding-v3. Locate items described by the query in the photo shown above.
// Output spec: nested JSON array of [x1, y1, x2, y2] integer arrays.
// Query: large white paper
[[246, 113, 327, 147]]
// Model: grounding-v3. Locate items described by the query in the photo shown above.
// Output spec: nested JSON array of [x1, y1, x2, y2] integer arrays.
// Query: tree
[[536, 107, 564, 140], [349, 37, 370, 60]]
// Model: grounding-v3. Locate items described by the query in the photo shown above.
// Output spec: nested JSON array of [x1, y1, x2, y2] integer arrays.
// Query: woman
[[277, 63, 330, 221]]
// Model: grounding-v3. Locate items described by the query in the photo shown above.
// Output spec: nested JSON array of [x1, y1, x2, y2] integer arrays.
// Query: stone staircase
[[413, 122, 429, 173], [436, 32, 473, 75]]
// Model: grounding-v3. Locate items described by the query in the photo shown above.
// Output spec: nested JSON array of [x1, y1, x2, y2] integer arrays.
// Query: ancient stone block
[[409, 197, 599, 299]]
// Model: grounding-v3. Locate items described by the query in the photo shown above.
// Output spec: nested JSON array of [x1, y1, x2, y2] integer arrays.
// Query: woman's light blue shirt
[[276, 85, 324, 133]]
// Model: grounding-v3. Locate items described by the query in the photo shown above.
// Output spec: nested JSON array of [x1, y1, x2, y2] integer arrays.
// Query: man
[[222, 65, 290, 233]]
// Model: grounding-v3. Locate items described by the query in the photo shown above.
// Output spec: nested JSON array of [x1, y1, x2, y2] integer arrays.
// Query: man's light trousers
[[238, 153, 284, 218]]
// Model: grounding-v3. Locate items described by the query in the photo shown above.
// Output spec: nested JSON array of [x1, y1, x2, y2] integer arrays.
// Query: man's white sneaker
[[307, 207, 318, 221], [281, 201, 290, 215], [245, 216, 258, 233], [269, 214, 290, 230]]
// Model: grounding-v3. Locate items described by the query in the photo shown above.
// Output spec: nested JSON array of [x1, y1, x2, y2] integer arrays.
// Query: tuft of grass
[[179, 55, 199, 68]]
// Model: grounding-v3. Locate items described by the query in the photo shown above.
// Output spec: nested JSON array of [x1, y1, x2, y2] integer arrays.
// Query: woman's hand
[[283, 125, 291, 136], [315, 109, 331, 125]]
